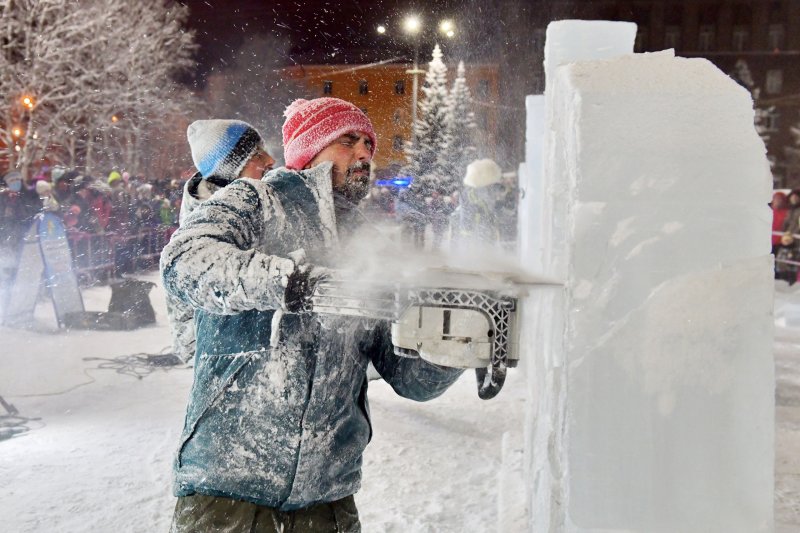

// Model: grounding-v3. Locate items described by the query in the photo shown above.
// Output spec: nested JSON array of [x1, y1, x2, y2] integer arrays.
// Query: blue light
[[376, 176, 413, 188]]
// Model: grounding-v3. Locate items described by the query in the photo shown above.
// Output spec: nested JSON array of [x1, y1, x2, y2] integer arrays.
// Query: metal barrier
[[67, 227, 176, 285]]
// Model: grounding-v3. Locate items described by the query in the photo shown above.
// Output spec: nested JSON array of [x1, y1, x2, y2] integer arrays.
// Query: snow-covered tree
[[0, 0, 197, 177], [730, 59, 773, 148], [404, 44, 451, 195], [441, 61, 478, 191]]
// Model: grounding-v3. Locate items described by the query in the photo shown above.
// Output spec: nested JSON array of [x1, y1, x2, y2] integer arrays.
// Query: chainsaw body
[[311, 270, 527, 399]]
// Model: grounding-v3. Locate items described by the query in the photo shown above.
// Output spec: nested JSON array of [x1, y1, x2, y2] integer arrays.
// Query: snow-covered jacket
[[165, 173, 227, 363], [160, 162, 462, 511]]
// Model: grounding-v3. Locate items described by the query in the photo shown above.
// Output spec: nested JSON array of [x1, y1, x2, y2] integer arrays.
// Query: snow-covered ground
[[0, 272, 797, 532]]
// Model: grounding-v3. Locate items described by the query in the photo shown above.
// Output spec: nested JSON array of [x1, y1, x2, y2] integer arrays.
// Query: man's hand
[[284, 264, 330, 313]]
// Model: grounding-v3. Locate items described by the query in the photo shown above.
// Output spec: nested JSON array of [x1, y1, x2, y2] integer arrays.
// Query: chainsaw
[[311, 267, 552, 399]]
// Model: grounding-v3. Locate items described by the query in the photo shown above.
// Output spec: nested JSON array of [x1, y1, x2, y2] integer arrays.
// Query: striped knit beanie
[[187, 119, 264, 179], [282, 98, 376, 170]]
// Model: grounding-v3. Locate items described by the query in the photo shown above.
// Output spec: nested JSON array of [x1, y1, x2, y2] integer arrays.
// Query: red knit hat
[[282, 97, 377, 170]]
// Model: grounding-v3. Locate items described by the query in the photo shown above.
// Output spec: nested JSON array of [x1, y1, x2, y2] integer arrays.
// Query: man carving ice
[[161, 97, 463, 532]]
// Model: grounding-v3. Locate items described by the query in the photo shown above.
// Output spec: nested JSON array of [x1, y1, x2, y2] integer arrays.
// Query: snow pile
[[522, 20, 774, 532]]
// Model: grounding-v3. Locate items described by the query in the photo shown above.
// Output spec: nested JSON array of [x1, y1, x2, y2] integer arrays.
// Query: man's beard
[[334, 161, 371, 204]]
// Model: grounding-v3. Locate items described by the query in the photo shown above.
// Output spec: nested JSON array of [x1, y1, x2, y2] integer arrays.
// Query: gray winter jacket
[[166, 173, 227, 363], [160, 162, 462, 511]]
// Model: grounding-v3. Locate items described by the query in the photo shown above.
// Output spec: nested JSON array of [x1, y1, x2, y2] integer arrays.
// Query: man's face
[[239, 148, 275, 180], [305, 131, 373, 203]]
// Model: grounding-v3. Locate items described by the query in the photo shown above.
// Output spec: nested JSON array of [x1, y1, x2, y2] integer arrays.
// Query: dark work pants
[[170, 493, 360, 533]]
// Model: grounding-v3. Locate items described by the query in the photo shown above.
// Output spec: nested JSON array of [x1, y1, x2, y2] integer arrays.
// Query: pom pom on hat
[[187, 119, 265, 180], [282, 97, 376, 170]]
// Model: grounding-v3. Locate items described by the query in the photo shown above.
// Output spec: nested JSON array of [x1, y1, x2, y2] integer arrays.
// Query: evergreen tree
[[441, 61, 478, 193], [404, 44, 450, 195]]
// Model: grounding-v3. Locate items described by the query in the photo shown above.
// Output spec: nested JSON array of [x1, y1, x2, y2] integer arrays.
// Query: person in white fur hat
[[455, 158, 503, 244]]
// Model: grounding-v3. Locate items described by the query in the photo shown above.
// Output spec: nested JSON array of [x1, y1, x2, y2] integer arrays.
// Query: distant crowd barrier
[[67, 226, 176, 285]]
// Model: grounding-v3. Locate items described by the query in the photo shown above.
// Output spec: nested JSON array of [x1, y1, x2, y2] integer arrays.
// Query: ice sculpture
[[519, 20, 774, 532]]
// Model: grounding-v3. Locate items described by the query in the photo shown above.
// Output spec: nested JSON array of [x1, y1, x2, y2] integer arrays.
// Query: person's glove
[[284, 264, 330, 314]]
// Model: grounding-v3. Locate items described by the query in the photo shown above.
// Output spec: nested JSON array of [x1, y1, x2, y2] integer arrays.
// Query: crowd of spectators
[[772, 189, 800, 284], [362, 161, 519, 252], [0, 166, 183, 285]]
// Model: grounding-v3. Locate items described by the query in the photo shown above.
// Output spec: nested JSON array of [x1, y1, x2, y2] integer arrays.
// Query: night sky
[[181, 0, 512, 85]]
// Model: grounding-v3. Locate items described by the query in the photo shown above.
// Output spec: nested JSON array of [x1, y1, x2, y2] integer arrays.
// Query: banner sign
[[1, 219, 45, 326], [38, 212, 84, 325]]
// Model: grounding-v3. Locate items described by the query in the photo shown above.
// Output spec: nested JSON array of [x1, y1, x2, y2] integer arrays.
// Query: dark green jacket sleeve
[[364, 321, 463, 401]]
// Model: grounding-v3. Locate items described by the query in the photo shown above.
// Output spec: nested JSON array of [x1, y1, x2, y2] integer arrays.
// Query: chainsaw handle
[[475, 364, 506, 400]]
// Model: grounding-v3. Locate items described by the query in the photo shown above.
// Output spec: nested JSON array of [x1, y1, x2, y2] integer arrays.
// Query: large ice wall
[[520, 20, 774, 532]]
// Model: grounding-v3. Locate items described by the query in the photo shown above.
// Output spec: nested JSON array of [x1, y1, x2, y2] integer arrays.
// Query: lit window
[[323, 81, 333, 95], [664, 26, 681, 49], [766, 70, 783, 95], [732, 27, 749, 51], [698, 25, 715, 51], [359, 80, 369, 95], [395, 80, 405, 95]]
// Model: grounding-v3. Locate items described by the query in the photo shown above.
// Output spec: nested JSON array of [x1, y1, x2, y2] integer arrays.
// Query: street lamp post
[[402, 16, 424, 149], [391, 15, 455, 151]]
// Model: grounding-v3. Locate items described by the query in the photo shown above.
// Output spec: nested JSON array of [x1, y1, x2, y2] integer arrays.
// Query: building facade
[[494, 0, 800, 188], [281, 62, 500, 174]]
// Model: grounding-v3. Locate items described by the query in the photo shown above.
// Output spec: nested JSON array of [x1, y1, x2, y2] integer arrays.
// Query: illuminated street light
[[376, 25, 386, 35], [111, 115, 119, 123], [403, 15, 421, 34], [440, 20, 454, 33], [12, 127, 23, 137], [21, 95, 35, 109]]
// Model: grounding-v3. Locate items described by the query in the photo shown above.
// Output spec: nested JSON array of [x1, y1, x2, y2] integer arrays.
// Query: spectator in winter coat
[[165, 119, 275, 364], [396, 187, 427, 248], [86, 179, 113, 231], [162, 97, 463, 533], [454, 158, 502, 247], [427, 190, 453, 250], [772, 191, 790, 255], [782, 189, 800, 238], [0, 171, 39, 244], [106, 170, 131, 233], [0, 171, 40, 296]]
